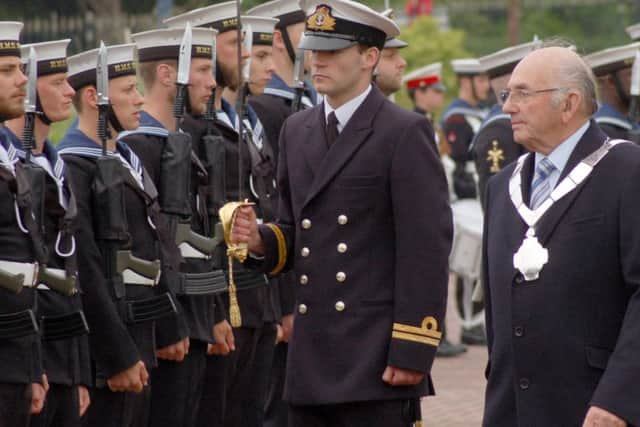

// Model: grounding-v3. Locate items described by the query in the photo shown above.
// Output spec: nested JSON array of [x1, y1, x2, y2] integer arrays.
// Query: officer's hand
[[208, 320, 235, 355], [107, 361, 148, 393], [156, 337, 190, 361], [280, 314, 294, 343], [231, 207, 264, 255], [30, 381, 47, 414], [78, 385, 90, 417], [382, 366, 425, 386], [275, 324, 284, 344], [582, 406, 627, 427]]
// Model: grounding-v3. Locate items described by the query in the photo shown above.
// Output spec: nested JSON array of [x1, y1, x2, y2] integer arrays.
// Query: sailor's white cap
[[164, 2, 240, 34], [584, 42, 640, 76], [0, 22, 23, 57], [21, 39, 71, 75], [403, 62, 445, 91], [626, 23, 640, 41], [478, 40, 539, 79], [131, 27, 217, 62], [242, 16, 280, 46], [67, 44, 136, 90], [247, 0, 306, 29]]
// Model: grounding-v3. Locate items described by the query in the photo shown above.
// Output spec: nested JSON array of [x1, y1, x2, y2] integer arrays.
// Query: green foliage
[[394, 16, 470, 115], [450, 2, 640, 56]]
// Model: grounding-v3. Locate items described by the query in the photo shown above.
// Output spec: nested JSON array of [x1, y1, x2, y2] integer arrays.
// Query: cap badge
[[307, 5, 336, 32]]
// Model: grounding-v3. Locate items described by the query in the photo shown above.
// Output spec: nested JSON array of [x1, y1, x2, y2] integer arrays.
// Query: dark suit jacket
[[483, 121, 640, 426], [255, 86, 452, 405]]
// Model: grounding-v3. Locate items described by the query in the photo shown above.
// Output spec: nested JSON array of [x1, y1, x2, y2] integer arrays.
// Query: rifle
[[291, 49, 305, 113], [21, 47, 47, 236], [162, 23, 222, 259], [628, 49, 640, 143]]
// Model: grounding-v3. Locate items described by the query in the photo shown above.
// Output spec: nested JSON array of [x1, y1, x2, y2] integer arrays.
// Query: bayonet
[[291, 48, 305, 113], [174, 22, 193, 129], [96, 41, 110, 155], [241, 24, 253, 84], [205, 34, 217, 124], [22, 46, 37, 162]]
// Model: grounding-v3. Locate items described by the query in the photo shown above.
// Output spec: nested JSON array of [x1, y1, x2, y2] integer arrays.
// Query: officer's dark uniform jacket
[[251, 85, 452, 405], [0, 131, 43, 385], [181, 99, 272, 329], [249, 73, 320, 324], [472, 104, 525, 208], [593, 102, 639, 141], [58, 128, 177, 384], [120, 111, 221, 345], [3, 128, 91, 388], [483, 121, 640, 426]]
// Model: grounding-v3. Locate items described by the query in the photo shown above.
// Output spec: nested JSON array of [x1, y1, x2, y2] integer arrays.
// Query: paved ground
[[420, 275, 488, 427]]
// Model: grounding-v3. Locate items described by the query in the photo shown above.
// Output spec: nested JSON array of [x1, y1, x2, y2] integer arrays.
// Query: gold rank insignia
[[392, 317, 442, 347], [307, 5, 337, 32], [487, 140, 505, 173]]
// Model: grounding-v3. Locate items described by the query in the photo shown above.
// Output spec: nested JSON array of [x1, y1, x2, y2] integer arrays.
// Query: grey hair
[[549, 51, 599, 115]]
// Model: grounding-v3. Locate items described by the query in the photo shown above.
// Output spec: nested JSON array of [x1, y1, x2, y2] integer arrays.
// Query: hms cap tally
[[241, 16, 280, 46], [131, 27, 217, 62], [0, 21, 23, 57], [297, 0, 400, 51], [20, 39, 70, 76], [403, 62, 445, 91], [67, 44, 137, 90]]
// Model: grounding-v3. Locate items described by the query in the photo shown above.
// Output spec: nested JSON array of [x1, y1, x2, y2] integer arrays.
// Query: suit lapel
[[302, 86, 384, 207], [536, 121, 607, 245], [301, 105, 328, 179]]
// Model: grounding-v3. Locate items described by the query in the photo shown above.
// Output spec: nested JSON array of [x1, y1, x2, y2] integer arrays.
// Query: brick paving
[[420, 275, 488, 427]]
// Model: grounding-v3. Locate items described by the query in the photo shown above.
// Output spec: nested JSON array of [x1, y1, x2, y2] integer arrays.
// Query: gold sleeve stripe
[[393, 316, 442, 340], [266, 223, 287, 276], [392, 331, 440, 347]]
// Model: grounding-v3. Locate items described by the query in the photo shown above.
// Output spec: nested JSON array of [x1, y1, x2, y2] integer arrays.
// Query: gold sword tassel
[[219, 200, 255, 328]]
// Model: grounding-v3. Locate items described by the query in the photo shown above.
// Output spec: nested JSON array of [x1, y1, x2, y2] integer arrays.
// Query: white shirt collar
[[323, 84, 372, 133]]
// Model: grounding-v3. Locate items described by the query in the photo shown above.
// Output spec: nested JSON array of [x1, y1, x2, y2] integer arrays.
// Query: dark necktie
[[326, 111, 339, 147]]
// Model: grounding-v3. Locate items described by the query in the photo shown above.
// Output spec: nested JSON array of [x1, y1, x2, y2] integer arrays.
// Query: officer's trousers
[[288, 399, 415, 427], [264, 342, 289, 427]]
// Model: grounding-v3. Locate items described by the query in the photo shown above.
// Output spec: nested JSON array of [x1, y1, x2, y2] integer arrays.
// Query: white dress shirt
[[323, 84, 372, 133]]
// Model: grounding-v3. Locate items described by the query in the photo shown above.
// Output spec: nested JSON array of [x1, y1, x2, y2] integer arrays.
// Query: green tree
[[395, 15, 470, 115]]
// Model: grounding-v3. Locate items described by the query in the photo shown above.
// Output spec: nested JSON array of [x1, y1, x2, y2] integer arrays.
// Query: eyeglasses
[[499, 87, 566, 104]]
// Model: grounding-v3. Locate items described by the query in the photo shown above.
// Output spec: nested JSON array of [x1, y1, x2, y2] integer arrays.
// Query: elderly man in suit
[[483, 46, 640, 427], [230, 0, 452, 425]]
